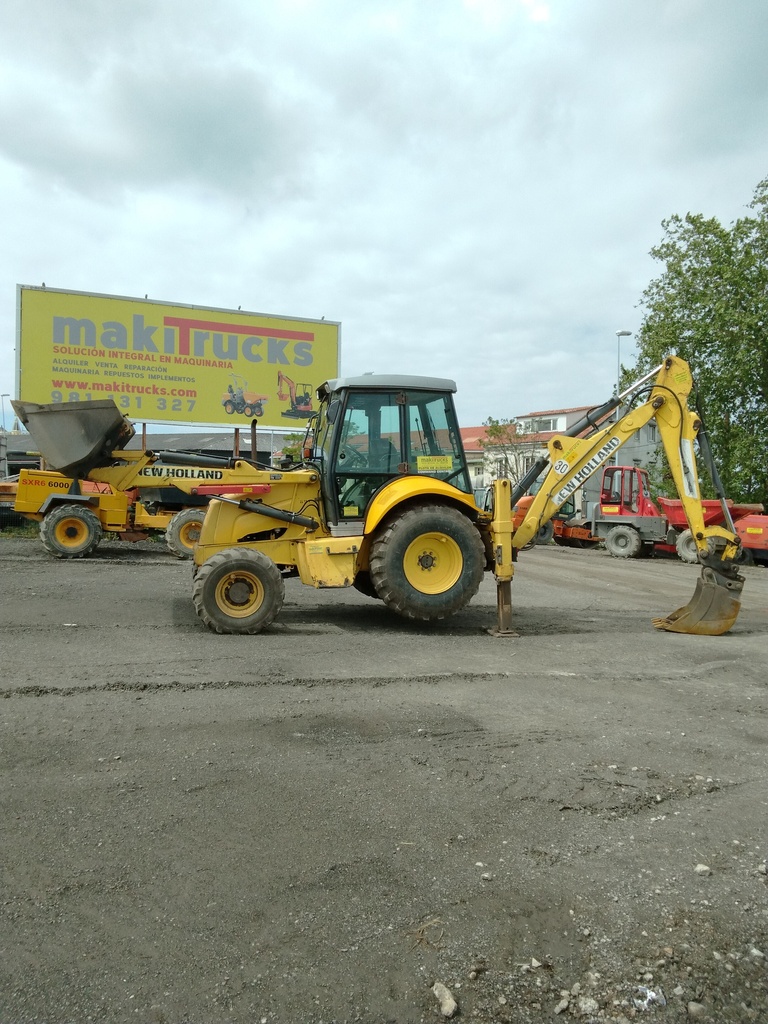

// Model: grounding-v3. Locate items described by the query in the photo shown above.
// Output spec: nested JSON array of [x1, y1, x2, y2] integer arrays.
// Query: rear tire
[[605, 524, 642, 559], [675, 529, 699, 564], [166, 508, 206, 559], [193, 548, 285, 634], [40, 504, 102, 558], [369, 504, 485, 621]]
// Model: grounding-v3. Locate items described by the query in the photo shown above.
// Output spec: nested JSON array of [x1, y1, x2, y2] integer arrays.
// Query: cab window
[[333, 393, 403, 520], [406, 393, 470, 492]]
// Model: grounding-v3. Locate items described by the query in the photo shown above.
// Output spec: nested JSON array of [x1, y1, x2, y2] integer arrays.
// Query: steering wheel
[[339, 444, 366, 468]]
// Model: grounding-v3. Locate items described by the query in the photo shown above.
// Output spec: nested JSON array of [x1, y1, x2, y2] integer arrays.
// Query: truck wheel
[[253, 402, 264, 417], [369, 504, 485, 621], [675, 529, 699, 564], [522, 521, 555, 550], [605, 524, 642, 559], [192, 548, 285, 634], [243, 404, 254, 417], [737, 547, 755, 567], [165, 508, 206, 559], [536, 521, 554, 544], [223, 400, 235, 415], [40, 504, 103, 558]]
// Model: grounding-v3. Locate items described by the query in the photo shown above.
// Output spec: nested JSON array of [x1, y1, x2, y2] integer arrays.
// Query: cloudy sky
[[1, 0, 767, 431]]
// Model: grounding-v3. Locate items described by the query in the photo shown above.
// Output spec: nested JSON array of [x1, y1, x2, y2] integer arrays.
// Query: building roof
[[459, 426, 490, 451], [515, 404, 596, 418], [461, 401, 615, 453]]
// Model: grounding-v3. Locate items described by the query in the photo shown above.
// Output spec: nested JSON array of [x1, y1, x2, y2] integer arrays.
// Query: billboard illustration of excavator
[[277, 372, 313, 419]]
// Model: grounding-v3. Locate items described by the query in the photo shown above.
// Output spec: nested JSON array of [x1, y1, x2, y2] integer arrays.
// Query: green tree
[[279, 432, 306, 464], [634, 177, 768, 504], [479, 418, 540, 486]]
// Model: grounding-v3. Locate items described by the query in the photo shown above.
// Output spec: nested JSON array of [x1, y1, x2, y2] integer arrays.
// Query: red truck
[[592, 464, 767, 566]]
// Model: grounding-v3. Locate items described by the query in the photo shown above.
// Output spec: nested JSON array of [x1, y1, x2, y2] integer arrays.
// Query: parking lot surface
[[1, 537, 767, 1023]]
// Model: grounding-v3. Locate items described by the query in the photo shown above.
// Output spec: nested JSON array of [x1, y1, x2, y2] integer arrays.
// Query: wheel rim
[[403, 531, 463, 594], [179, 521, 202, 548], [55, 516, 89, 548], [214, 570, 265, 618]]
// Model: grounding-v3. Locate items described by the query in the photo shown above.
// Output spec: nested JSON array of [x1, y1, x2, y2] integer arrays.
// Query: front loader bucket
[[11, 399, 134, 476], [652, 567, 744, 636]]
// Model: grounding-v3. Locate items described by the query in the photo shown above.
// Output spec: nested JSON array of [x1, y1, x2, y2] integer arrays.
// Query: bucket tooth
[[652, 567, 744, 636]]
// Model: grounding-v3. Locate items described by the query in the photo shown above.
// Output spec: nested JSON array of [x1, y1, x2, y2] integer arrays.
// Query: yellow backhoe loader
[[190, 356, 744, 637], [9, 399, 278, 559]]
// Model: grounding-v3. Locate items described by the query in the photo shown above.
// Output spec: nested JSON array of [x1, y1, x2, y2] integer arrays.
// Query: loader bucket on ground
[[11, 399, 134, 476], [651, 567, 744, 636]]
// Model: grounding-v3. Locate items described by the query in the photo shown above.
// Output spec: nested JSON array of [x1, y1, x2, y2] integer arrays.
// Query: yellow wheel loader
[[191, 356, 745, 637], [9, 399, 279, 559]]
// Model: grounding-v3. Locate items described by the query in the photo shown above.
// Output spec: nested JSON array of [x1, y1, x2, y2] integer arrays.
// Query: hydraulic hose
[[692, 393, 737, 535]]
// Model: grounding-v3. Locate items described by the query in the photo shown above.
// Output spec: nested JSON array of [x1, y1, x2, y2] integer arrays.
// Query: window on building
[[517, 414, 565, 433]]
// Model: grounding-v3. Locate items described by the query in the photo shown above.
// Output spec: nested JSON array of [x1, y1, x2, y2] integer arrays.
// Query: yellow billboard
[[16, 286, 340, 427]]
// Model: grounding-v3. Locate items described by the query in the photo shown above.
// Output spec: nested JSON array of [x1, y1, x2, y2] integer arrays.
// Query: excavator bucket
[[651, 567, 744, 636], [11, 399, 134, 476]]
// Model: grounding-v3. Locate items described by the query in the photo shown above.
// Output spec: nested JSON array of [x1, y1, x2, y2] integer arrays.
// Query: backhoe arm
[[503, 355, 744, 636]]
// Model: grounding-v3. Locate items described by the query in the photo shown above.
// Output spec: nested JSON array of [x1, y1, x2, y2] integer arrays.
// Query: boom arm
[[497, 356, 744, 635], [512, 357, 738, 557]]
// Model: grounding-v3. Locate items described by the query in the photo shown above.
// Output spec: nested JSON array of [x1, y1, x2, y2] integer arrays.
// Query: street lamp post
[[616, 330, 632, 397], [614, 332, 632, 465], [0, 393, 9, 433]]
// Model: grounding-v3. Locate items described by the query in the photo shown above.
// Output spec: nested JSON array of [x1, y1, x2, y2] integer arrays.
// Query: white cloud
[[1, 0, 767, 432]]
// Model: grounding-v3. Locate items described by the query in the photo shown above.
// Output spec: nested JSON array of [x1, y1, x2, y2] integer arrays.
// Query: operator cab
[[313, 375, 472, 529], [600, 465, 657, 517]]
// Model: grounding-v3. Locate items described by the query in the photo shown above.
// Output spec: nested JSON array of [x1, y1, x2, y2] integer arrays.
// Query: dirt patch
[[1, 538, 767, 1022]]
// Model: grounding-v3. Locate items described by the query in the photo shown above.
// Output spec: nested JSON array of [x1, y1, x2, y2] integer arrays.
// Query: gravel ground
[[1, 536, 767, 1024]]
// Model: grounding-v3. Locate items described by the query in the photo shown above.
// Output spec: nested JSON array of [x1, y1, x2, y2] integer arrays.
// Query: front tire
[[192, 548, 285, 634], [166, 508, 206, 559], [369, 504, 485, 621], [605, 524, 642, 559], [40, 504, 103, 558]]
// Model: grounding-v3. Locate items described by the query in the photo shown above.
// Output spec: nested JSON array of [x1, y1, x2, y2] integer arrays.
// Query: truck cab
[[598, 465, 660, 519], [591, 464, 668, 556]]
